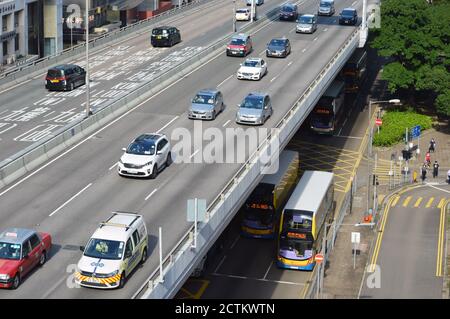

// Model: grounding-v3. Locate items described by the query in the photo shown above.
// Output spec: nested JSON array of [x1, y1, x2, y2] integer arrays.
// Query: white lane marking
[[352, 1, 357, 6], [40, 275, 69, 299], [109, 162, 118, 170], [0, 109, 9, 116], [230, 235, 240, 249], [145, 188, 158, 201], [0, 79, 32, 95], [313, 37, 318, 41], [49, 183, 92, 217], [263, 261, 273, 280], [223, 120, 231, 127], [287, 61, 293, 66], [289, 28, 296, 33], [427, 184, 450, 194], [214, 255, 227, 274], [217, 74, 234, 88], [43, 111, 56, 118], [156, 116, 179, 134], [259, 50, 266, 56], [270, 76, 278, 82], [302, 48, 307, 53], [323, 28, 328, 32], [189, 149, 200, 159], [332, 135, 363, 139]]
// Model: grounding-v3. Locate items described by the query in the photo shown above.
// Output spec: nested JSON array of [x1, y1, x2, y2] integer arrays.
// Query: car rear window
[[152, 29, 168, 35], [282, 6, 294, 12], [47, 69, 63, 77]]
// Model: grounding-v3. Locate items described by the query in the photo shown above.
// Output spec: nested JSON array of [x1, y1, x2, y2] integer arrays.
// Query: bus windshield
[[279, 238, 313, 258], [283, 210, 313, 231], [244, 205, 274, 225]]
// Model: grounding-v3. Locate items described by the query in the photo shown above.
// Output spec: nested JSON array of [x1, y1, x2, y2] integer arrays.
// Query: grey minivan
[[189, 89, 224, 120], [318, 0, 335, 16], [296, 14, 318, 33], [236, 92, 273, 125]]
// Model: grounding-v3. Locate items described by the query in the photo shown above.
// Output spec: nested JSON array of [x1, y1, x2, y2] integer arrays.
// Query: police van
[[75, 212, 148, 289]]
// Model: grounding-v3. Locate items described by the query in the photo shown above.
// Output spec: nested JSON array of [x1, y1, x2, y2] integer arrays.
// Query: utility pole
[[232, 0, 237, 32], [85, 0, 91, 118]]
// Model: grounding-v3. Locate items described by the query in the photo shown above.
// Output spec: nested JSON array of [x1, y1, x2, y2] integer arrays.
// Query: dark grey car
[[189, 89, 225, 120]]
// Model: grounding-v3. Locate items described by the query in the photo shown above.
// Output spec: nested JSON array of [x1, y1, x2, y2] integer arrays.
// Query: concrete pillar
[[19, 9, 28, 56], [43, 0, 63, 55], [6, 13, 14, 56], [0, 16, 3, 62]]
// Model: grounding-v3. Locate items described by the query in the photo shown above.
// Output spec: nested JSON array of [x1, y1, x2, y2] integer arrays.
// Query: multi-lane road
[[0, 0, 367, 298]]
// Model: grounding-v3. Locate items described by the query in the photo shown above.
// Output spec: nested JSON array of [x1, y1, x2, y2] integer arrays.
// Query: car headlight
[[0, 274, 10, 280], [145, 161, 153, 166], [105, 270, 119, 277]]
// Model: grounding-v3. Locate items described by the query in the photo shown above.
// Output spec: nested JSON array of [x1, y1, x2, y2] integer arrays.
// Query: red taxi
[[226, 33, 253, 57], [0, 228, 52, 289]]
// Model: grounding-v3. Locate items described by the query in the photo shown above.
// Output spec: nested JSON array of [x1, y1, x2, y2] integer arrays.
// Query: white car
[[118, 133, 171, 179], [75, 212, 148, 289], [237, 58, 268, 81], [236, 8, 251, 21]]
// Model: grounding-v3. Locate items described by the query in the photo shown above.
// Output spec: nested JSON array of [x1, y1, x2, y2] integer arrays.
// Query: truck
[[240, 150, 300, 239], [310, 79, 345, 134]]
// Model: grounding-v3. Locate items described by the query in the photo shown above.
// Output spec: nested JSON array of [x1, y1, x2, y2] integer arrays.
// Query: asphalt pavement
[[0, 0, 367, 299]]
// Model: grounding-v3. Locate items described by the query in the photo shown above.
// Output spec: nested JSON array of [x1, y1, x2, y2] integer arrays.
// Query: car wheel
[[39, 251, 47, 266], [11, 274, 20, 290], [221, 102, 225, 112], [150, 164, 158, 179], [118, 272, 126, 289], [140, 248, 147, 265], [166, 152, 172, 167], [212, 110, 216, 120], [69, 82, 74, 91]]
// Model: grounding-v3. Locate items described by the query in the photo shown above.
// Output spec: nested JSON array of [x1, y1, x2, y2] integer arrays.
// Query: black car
[[151, 26, 181, 47], [339, 8, 358, 25], [266, 38, 291, 58], [45, 64, 86, 91], [279, 3, 298, 21]]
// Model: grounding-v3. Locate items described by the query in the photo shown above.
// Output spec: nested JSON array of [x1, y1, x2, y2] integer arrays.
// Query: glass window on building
[[15, 34, 19, 52]]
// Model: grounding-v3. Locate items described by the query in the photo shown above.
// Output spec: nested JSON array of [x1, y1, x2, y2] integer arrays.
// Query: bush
[[373, 110, 432, 147]]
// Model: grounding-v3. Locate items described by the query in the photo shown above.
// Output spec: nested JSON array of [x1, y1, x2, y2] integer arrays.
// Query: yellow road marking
[[414, 197, 423, 208], [391, 196, 400, 207], [402, 196, 412, 207], [426, 197, 434, 208], [436, 200, 448, 277], [437, 198, 445, 209]]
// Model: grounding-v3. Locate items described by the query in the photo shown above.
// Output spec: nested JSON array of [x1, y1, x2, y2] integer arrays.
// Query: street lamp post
[[85, 0, 91, 118], [232, 0, 237, 32]]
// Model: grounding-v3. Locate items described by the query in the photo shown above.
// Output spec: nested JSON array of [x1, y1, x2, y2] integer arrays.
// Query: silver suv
[[189, 89, 224, 120], [118, 133, 171, 179], [236, 93, 273, 125]]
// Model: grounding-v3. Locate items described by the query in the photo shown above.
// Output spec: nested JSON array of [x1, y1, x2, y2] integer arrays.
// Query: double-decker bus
[[310, 80, 345, 134], [277, 171, 334, 270], [342, 48, 367, 93], [241, 150, 299, 239]]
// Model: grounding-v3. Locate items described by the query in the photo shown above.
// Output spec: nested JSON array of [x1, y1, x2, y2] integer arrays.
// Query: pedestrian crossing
[[391, 195, 448, 209]]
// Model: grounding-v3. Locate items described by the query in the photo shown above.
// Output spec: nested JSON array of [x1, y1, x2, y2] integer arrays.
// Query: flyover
[[0, 0, 371, 299]]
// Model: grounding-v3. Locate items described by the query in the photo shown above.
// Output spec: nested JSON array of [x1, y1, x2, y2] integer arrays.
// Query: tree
[[370, 0, 450, 116]]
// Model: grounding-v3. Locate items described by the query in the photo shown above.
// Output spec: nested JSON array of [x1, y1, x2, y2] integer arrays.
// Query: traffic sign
[[375, 118, 382, 126], [411, 125, 421, 138], [315, 253, 324, 264]]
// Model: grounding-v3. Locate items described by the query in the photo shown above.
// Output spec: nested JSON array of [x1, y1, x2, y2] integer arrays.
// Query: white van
[[318, 0, 335, 16], [75, 212, 148, 289]]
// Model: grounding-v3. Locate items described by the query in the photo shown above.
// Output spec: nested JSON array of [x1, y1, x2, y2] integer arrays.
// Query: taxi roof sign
[[5, 232, 18, 237]]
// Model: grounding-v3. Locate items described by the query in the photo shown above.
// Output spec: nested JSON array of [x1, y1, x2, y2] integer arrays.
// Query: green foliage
[[373, 110, 433, 147], [435, 90, 450, 116], [370, 0, 450, 115]]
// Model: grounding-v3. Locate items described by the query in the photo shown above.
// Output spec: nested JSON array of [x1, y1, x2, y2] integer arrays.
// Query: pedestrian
[[429, 138, 436, 153], [425, 151, 431, 167], [421, 165, 427, 183], [447, 169, 450, 185], [432, 161, 439, 178]]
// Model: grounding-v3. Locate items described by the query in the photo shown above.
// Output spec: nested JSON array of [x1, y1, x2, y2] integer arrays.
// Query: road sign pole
[[353, 243, 356, 269], [159, 226, 163, 283], [193, 198, 198, 249]]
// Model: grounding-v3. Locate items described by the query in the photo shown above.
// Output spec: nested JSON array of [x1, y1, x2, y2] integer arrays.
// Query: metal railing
[[134, 25, 361, 299]]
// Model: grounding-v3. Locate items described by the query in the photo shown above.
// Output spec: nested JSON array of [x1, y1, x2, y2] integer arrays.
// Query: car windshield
[[236, 9, 248, 13], [193, 94, 214, 104], [282, 6, 294, 12], [0, 242, 21, 260], [126, 141, 155, 155], [241, 96, 264, 109], [299, 16, 313, 24], [152, 29, 168, 35], [243, 60, 259, 67], [84, 238, 124, 260], [342, 10, 354, 16], [231, 38, 245, 45], [320, 1, 331, 7], [269, 39, 285, 47]]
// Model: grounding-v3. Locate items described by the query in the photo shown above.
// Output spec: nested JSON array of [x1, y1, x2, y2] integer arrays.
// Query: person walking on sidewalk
[[429, 138, 436, 153], [425, 151, 431, 167], [421, 164, 427, 183], [433, 161, 439, 178]]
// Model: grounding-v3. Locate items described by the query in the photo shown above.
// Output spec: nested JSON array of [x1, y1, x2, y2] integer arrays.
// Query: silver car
[[189, 89, 224, 120], [318, 0, 335, 16], [236, 92, 273, 125], [296, 14, 318, 34]]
